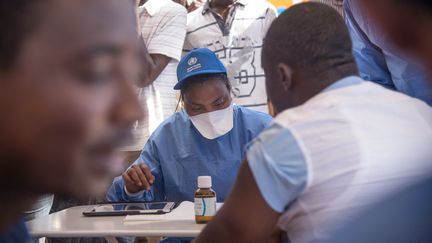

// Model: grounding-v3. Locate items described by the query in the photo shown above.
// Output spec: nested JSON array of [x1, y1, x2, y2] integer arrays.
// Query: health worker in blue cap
[[107, 48, 272, 205]]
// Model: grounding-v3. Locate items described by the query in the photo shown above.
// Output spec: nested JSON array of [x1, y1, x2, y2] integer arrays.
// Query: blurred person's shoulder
[[0, 219, 31, 243]]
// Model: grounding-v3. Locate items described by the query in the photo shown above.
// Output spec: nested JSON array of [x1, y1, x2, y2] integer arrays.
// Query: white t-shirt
[[124, 0, 187, 151], [184, 0, 277, 113], [247, 77, 432, 242]]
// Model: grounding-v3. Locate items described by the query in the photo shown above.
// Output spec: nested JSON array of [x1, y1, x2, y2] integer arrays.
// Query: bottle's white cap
[[197, 176, 212, 188]]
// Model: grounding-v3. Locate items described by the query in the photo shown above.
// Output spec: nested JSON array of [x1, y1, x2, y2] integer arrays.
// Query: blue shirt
[[247, 76, 362, 213], [344, 0, 432, 105], [107, 105, 272, 203], [0, 219, 32, 243]]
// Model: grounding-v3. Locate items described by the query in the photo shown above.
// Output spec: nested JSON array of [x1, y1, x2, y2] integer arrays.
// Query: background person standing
[[123, 0, 187, 165], [183, 0, 278, 113]]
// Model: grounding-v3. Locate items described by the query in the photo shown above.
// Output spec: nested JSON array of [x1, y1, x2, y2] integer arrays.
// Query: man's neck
[[209, 0, 236, 20], [210, 0, 235, 9], [293, 64, 358, 106]]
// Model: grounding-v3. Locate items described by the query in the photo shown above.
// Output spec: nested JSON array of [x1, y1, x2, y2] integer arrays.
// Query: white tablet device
[[82, 202, 176, 217]]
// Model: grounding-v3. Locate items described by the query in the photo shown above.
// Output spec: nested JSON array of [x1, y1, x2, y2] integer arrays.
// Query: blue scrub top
[[107, 105, 272, 203]]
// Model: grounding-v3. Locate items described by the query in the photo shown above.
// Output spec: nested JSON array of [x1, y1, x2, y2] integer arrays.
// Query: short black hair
[[263, 2, 356, 74], [0, 1, 48, 70], [180, 73, 231, 95]]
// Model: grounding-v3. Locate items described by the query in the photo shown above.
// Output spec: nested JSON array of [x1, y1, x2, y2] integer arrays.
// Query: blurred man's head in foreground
[[0, 0, 143, 198], [362, 0, 432, 72]]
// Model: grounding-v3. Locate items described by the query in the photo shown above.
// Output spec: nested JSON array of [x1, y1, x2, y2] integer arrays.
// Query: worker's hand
[[123, 164, 155, 194]]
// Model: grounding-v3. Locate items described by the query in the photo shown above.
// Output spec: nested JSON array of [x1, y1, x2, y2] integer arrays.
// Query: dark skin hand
[[123, 163, 155, 193], [193, 161, 281, 243]]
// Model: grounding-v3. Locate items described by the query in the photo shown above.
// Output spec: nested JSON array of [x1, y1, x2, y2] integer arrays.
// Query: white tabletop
[[27, 205, 206, 238]]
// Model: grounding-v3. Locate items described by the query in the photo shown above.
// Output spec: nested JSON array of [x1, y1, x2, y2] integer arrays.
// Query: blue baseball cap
[[175, 48, 227, 90]]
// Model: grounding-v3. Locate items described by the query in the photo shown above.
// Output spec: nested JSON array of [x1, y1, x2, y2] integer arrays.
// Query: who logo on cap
[[175, 48, 227, 90], [188, 57, 198, 66]]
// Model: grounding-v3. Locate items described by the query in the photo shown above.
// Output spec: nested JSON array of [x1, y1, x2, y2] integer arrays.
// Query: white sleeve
[[147, 7, 187, 61], [247, 123, 308, 213], [262, 3, 278, 36]]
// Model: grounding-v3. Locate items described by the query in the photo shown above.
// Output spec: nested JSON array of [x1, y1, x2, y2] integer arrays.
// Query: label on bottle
[[194, 197, 217, 217]]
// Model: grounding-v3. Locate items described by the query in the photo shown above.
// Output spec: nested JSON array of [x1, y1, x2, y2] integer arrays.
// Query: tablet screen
[[94, 202, 168, 212]]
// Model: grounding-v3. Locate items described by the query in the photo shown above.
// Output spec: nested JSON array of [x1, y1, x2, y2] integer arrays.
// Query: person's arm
[[136, 38, 172, 87], [106, 141, 164, 202], [137, 6, 187, 87], [194, 161, 280, 243]]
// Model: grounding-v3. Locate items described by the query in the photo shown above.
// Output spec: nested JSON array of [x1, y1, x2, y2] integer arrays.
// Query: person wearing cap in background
[[107, 48, 271, 242]]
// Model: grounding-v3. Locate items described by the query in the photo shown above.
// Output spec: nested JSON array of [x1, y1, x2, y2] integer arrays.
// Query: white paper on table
[[124, 201, 223, 222]]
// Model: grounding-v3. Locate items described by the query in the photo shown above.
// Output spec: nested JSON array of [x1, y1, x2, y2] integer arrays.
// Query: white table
[[27, 205, 206, 238]]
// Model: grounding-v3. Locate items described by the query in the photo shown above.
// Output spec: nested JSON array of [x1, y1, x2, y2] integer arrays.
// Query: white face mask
[[189, 104, 234, 139]]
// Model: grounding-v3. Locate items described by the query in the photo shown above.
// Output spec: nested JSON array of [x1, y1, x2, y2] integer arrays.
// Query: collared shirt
[[344, 0, 432, 105], [247, 76, 432, 243], [184, 0, 278, 113], [124, 0, 187, 151], [107, 105, 272, 203]]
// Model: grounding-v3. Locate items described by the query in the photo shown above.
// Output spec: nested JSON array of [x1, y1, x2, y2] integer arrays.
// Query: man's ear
[[277, 63, 293, 92]]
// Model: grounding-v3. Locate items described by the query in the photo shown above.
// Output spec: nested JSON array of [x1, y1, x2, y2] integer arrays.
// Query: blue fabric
[[322, 76, 363, 93], [246, 123, 307, 213], [107, 105, 272, 203], [0, 219, 32, 243], [344, 0, 432, 105]]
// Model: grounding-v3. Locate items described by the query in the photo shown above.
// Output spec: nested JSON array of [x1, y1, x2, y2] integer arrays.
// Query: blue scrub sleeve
[[106, 140, 166, 202], [344, 1, 395, 90], [246, 123, 307, 213]]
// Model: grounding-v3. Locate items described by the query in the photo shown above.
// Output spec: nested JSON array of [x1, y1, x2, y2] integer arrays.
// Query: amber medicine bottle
[[194, 176, 217, 224]]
